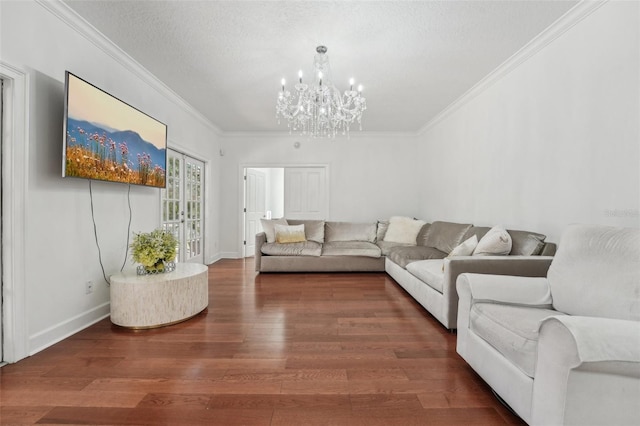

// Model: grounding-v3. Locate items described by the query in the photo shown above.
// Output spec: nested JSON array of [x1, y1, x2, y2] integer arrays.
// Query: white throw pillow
[[442, 235, 478, 271], [383, 216, 426, 245], [274, 224, 306, 244], [260, 218, 288, 243], [473, 226, 512, 256], [449, 235, 478, 256]]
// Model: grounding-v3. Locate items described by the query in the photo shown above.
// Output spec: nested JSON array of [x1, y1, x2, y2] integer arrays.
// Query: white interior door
[[244, 169, 266, 257], [161, 150, 205, 264], [284, 167, 328, 220]]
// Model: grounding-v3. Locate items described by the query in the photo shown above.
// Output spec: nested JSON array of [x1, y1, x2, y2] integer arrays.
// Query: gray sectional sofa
[[385, 221, 556, 329], [255, 218, 556, 330]]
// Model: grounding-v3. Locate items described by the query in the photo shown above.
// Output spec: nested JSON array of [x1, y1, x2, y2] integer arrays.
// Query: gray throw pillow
[[423, 221, 473, 254], [508, 230, 546, 255]]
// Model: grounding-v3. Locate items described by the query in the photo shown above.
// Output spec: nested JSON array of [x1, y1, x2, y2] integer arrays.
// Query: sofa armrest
[[255, 232, 267, 272], [441, 256, 553, 329], [445, 256, 553, 285], [532, 316, 640, 425]]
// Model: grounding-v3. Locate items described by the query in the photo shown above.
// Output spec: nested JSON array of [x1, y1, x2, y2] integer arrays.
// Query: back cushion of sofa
[[416, 223, 432, 246], [325, 221, 377, 243], [548, 224, 640, 321], [462, 226, 490, 243], [423, 221, 473, 254], [287, 219, 325, 243], [507, 230, 546, 256]]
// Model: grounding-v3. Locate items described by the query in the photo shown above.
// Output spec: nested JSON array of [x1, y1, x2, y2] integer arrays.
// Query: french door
[[161, 149, 205, 264]]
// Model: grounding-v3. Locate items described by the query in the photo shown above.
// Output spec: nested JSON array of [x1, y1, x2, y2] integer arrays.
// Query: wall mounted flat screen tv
[[63, 71, 167, 188]]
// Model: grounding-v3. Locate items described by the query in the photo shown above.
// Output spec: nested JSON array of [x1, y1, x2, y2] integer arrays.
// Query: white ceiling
[[63, 0, 578, 134]]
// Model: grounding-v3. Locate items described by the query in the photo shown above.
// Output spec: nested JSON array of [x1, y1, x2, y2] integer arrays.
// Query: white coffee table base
[[110, 263, 208, 329]]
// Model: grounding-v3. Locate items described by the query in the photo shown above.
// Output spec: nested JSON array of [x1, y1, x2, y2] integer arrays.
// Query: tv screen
[[63, 71, 167, 188]]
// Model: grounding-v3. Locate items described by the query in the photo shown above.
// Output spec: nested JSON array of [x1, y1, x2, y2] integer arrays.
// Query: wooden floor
[[1, 259, 524, 425]]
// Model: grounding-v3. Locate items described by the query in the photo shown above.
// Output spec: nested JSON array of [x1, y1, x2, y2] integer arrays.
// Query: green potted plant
[[131, 228, 178, 274]]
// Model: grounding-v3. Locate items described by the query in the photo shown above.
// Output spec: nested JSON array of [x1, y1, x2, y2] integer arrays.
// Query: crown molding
[[220, 130, 418, 140], [418, 0, 608, 136], [36, 0, 223, 136]]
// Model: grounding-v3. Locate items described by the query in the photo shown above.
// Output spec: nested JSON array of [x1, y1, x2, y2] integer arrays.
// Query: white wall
[[1, 1, 221, 358], [417, 1, 639, 243], [220, 134, 419, 257]]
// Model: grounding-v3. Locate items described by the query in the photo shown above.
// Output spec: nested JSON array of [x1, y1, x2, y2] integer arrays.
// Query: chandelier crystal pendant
[[276, 46, 367, 138]]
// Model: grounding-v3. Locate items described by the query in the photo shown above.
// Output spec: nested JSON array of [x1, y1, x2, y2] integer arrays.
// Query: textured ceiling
[[63, 0, 578, 134]]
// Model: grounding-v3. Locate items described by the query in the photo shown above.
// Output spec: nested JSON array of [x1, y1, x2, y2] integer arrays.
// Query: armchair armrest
[[457, 273, 552, 306], [540, 316, 640, 364], [255, 232, 266, 272], [456, 273, 552, 357], [441, 256, 553, 329], [533, 316, 640, 425]]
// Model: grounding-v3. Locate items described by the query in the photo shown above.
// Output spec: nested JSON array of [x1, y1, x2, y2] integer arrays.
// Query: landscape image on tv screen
[[63, 72, 167, 188]]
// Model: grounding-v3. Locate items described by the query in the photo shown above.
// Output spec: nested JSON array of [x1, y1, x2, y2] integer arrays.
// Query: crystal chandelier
[[276, 46, 367, 138]]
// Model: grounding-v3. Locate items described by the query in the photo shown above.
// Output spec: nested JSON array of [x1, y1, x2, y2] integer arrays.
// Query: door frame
[[1, 62, 29, 363], [238, 163, 330, 258]]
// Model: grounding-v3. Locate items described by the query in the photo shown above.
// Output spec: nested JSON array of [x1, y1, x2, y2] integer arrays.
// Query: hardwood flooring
[[0, 259, 524, 425]]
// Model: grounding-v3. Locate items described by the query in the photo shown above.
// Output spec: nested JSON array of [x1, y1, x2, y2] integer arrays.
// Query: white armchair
[[456, 224, 640, 425]]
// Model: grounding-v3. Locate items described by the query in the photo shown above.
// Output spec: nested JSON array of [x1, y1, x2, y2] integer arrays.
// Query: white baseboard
[[28, 302, 111, 356]]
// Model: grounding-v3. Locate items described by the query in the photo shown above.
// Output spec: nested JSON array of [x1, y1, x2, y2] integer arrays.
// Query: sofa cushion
[[423, 221, 473, 254], [548, 224, 640, 320], [322, 241, 381, 258], [416, 223, 432, 246], [508, 230, 546, 256], [387, 246, 447, 269], [473, 226, 512, 256], [274, 224, 306, 244], [287, 219, 325, 243], [471, 303, 564, 377], [406, 260, 445, 293], [261, 241, 322, 257], [260, 218, 288, 243], [325, 221, 377, 243], [376, 240, 412, 256], [384, 216, 427, 245]]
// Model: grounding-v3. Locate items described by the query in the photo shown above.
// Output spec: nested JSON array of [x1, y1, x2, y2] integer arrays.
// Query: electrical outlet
[[85, 281, 94, 294]]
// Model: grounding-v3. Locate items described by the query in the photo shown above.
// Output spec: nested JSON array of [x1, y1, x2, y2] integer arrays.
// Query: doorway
[[242, 165, 328, 257], [161, 149, 205, 264], [243, 168, 284, 257]]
